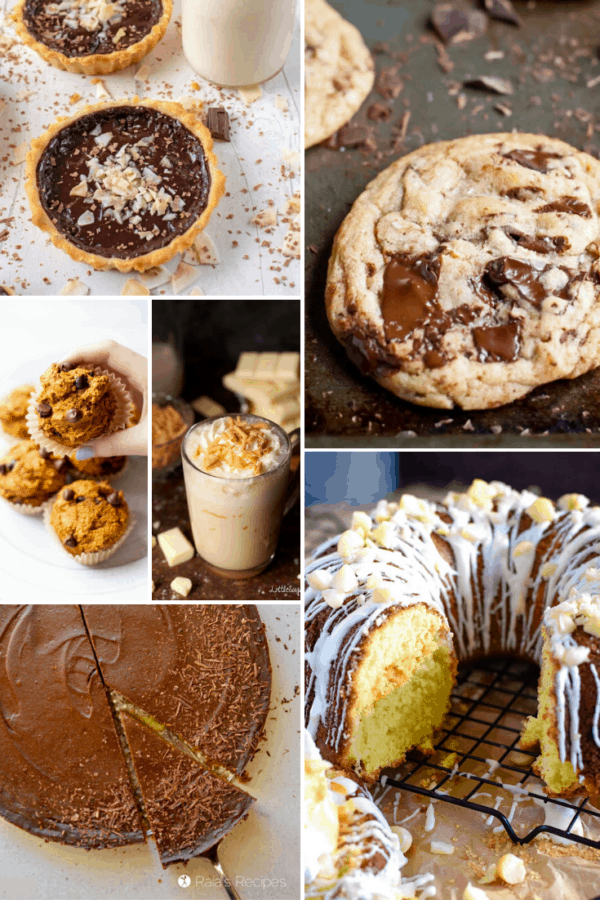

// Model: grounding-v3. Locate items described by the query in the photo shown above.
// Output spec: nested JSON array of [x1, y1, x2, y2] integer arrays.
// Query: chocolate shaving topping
[[66, 408, 83, 423], [206, 108, 230, 142], [37, 402, 52, 418]]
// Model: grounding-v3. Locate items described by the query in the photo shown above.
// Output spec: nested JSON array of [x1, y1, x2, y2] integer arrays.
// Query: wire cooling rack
[[383, 656, 600, 850]]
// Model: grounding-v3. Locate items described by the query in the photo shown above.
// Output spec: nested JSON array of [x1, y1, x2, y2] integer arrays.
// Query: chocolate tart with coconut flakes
[[12, 0, 173, 75], [25, 99, 225, 273]]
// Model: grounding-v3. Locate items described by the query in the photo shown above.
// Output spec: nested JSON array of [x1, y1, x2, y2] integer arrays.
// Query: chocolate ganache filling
[[37, 106, 211, 259], [23, 0, 162, 57]]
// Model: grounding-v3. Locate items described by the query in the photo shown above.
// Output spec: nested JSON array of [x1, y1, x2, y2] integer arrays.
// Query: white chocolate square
[[157, 528, 195, 567], [171, 576, 193, 597]]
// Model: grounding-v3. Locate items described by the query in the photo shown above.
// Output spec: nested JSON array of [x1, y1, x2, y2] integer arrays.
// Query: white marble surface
[[0, 1, 301, 296], [0, 297, 148, 602], [0, 603, 301, 900]]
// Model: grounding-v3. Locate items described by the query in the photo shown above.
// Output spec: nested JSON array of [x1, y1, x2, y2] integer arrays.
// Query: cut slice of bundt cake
[[304, 730, 407, 899], [305, 481, 600, 796], [521, 568, 600, 798]]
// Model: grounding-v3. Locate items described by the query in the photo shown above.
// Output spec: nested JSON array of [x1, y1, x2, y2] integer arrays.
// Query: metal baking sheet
[[305, 0, 600, 447]]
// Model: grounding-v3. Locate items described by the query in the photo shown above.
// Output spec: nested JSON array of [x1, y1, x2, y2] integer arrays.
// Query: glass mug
[[182, 0, 297, 88], [181, 415, 300, 578]]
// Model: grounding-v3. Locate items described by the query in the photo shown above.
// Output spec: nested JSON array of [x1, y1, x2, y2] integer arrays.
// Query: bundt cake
[[304, 730, 409, 900], [305, 480, 600, 795]]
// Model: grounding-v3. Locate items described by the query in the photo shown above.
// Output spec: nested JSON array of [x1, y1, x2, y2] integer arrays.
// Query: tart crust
[[12, 0, 173, 75], [25, 99, 226, 273]]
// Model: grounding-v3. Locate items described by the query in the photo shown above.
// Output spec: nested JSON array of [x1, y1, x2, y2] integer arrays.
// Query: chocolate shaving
[[431, 5, 487, 44], [464, 75, 513, 95], [483, 0, 520, 26]]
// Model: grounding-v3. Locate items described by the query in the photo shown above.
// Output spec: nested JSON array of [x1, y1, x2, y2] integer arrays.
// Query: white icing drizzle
[[306, 480, 600, 783]]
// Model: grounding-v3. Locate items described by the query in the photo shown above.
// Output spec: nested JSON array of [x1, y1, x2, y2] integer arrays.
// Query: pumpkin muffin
[[69, 454, 127, 481], [0, 440, 68, 509], [34, 363, 117, 448], [0, 385, 35, 440], [50, 479, 129, 557]]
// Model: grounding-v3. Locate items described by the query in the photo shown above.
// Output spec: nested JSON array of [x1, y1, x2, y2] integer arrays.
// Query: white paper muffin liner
[[1, 496, 46, 516], [26, 366, 133, 457], [43, 500, 134, 567]]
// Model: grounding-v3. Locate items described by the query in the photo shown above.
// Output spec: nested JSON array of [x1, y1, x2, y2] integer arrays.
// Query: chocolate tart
[[25, 100, 225, 273], [12, 0, 173, 75], [82, 604, 272, 773], [0, 606, 144, 848], [122, 714, 255, 866]]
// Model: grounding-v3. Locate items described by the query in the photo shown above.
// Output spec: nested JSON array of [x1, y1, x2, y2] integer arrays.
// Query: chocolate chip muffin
[[0, 440, 68, 509], [50, 480, 129, 556], [35, 363, 117, 447], [0, 385, 35, 440]]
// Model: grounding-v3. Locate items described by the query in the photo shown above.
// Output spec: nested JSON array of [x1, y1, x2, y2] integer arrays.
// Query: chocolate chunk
[[54, 458, 69, 473], [473, 322, 520, 361], [483, 0, 520, 25], [39, 447, 51, 459], [36, 402, 52, 418], [59, 362, 75, 372], [66, 408, 83, 423], [63, 489, 75, 501], [0, 465, 6, 476], [464, 75, 513, 95], [330, 124, 371, 150], [107, 491, 121, 507], [64, 536, 78, 548], [507, 231, 568, 254], [503, 149, 562, 173], [536, 197, 592, 218], [485, 256, 547, 307], [207, 107, 230, 142], [376, 67, 403, 100], [75, 375, 89, 390], [367, 103, 392, 122], [381, 254, 441, 341], [423, 349, 447, 368], [431, 5, 487, 43]]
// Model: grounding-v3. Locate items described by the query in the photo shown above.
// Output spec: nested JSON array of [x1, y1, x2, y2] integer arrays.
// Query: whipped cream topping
[[186, 416, 286, 479]]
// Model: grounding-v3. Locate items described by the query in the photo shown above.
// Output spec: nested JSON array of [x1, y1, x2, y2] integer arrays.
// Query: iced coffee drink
[[182, 415, 297, 578]]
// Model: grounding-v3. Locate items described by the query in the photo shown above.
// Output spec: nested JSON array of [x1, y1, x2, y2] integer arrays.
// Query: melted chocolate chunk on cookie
[[536, 197, 592, 218], [37, 106, 211, 260], [472, 322, 520, 362], [343, 330, 399, 376], [506, 231, 568, 254], [23, 0, 163, 57], [483, 256, 570, 308], [502, 148, 563, 173], [381, 254, 441, 341]]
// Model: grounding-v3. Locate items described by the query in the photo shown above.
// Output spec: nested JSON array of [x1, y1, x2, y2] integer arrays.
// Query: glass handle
[[284, 427, 301, 517]]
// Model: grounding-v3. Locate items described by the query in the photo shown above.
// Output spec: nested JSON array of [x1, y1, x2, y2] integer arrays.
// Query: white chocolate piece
[[192, 395, 227, 418], [171, 576, 193, 597], [157, 527, 195, 567], [496, 853, 526, 885]]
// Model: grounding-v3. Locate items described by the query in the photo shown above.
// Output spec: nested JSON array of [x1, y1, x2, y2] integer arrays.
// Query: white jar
[[182, 0, 296, 88]]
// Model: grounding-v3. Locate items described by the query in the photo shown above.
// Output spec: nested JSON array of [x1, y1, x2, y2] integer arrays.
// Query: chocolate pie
[[13, 0, 172, 75], [25, 99, 225, 272]]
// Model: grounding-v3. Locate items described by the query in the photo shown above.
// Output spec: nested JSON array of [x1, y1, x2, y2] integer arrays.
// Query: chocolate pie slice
[[25, 99, 225, 272], [13, 0, 172, 75]]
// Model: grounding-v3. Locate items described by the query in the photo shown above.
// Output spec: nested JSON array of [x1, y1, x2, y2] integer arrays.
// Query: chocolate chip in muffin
[[37, 402, 52, 418], [75, 375, 89, 390], [64, 536, 77, 548], [54, 458, 69, 473], [63, 488, 75, 501], [39, 447, 51, 459], [107, 491, 121, 507], [66, 408, 82, 423], [59, 363, 75, 372], [75, 496, 85, 503]]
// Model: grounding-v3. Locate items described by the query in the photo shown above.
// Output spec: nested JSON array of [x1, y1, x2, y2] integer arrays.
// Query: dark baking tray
[[152, 472, 300, 601], [306, 0, 600, 447]]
